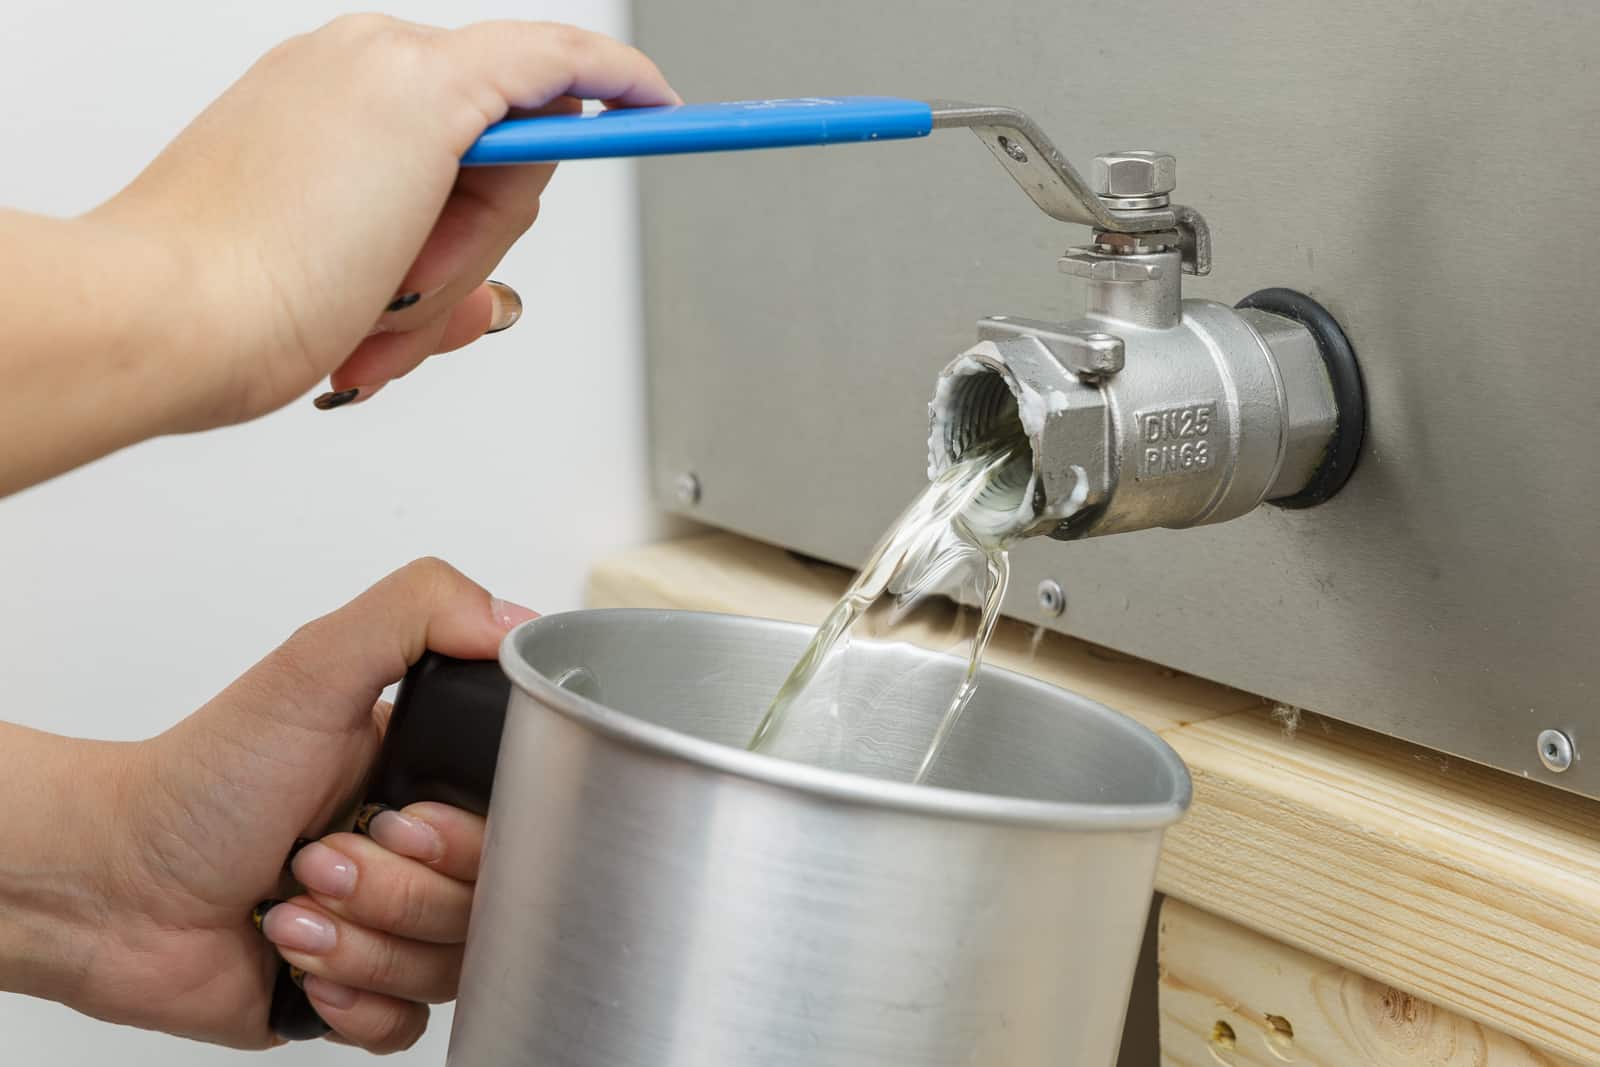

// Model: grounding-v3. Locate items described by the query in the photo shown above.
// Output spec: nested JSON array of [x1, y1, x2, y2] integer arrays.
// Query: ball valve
[[449, 94, 1364, 544], [923, 128, 1365, 541]]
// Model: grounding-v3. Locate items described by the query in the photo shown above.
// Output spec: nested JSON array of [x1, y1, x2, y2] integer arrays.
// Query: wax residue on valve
[[747, 436, 1034, 783]]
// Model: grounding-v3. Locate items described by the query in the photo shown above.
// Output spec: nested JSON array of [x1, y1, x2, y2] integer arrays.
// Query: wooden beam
[[1159, 898, 1582, 1066], [1158, 711, 1600, 1064], [587, 533, 1600, 1064]]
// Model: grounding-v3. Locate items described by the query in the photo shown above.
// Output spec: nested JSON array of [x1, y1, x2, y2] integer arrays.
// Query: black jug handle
[[268, 652, 511, 1041]]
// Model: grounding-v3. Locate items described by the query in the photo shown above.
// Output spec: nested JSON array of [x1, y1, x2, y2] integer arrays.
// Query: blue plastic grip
[[462, 96, 934, 165]]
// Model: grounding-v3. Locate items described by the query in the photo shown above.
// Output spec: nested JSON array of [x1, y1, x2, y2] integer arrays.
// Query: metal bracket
[[1173, 204, 1212, 276]]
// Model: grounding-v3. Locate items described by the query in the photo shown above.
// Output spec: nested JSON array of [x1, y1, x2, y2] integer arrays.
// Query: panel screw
[[675, 472, 702, 507], [1537, 729, 1575, 773], [1036, 579, 1066, 617]]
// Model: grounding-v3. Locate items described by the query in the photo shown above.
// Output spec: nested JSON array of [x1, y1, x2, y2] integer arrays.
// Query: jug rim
[[500, 609, 1192, 833]]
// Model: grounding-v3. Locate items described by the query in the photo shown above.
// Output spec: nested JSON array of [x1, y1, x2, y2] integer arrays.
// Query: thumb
[[135, 560, 537, 910], [275, 557, 538, 717]]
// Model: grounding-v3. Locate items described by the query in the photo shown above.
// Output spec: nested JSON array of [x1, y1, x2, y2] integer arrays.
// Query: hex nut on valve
[[1091, 151, 1178, 198]]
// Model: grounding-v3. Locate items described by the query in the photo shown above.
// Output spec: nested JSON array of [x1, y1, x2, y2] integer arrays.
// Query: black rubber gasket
[[1236, 287, 1366, 509]]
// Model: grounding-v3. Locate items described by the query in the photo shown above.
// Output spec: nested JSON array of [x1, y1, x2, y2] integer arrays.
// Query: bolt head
[[1537, 728, 1575, 773], [674, 472, 702, 507], [1036, 579, 1066, 617], [1092, 151, 1177, 197]]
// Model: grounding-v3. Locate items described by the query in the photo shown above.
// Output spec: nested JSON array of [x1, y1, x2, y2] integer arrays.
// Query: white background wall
[[0, 1, 663, 1063]]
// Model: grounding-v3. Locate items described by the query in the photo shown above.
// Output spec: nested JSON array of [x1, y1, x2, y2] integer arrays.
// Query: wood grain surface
[[1159, 898, 1583, 1066]]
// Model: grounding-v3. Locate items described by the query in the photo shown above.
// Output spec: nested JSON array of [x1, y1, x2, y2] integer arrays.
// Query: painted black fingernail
[[283, 837, 313, 870], [312, 388, 360, 411], [269, 964, 333, 1040], [385, 291, 421, 313], [251, 899, 284, 933], [353, 802, 392, 836], [485, 280, 523, 334]]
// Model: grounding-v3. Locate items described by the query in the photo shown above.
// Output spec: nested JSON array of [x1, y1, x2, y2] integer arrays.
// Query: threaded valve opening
[[931, 364, 1036, 539]]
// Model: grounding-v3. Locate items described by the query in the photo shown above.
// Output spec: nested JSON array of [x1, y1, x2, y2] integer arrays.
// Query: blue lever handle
[[462, 96, 935, 165]]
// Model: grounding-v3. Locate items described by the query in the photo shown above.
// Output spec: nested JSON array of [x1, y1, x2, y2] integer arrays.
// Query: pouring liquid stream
[[747, 438, 1032, 783]]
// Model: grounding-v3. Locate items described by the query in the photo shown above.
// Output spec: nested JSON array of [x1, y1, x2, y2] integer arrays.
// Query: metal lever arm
[[927, 102, 1175, 234], [462, 96, 1176, 235]]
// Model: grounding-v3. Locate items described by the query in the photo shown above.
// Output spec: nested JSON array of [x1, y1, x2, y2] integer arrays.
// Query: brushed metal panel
[[637, 1, 1599, 797]]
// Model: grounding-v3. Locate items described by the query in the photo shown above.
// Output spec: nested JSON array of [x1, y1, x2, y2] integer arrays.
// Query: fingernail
[[251, 898, 284, 933], [368, 809, 444, 863], [291, 842, 358, 899], [353, 802, 391, 836], [489, 596, 538, 630], [260, 902, 338, 953], [313, 387, 360, 410], [385, 291, 422, 313], [303, 974, 358, 1010], [485, 280, 523, 334], [284, 837, 313, 869]]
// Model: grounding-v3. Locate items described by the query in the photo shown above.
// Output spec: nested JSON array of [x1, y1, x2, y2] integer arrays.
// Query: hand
[[3, 559, 536, 1052], [92, 15, 677, 428]]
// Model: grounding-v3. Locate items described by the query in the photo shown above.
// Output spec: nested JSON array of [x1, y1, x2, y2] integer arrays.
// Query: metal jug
[[276, 609, 1190, 1066]]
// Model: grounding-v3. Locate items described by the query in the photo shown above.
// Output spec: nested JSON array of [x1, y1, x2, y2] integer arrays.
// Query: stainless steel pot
[[274, 609, 1191, 1066]]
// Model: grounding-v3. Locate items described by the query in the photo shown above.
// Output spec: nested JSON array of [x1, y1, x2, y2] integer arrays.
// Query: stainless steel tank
[[636, 1, 1599, 797]]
